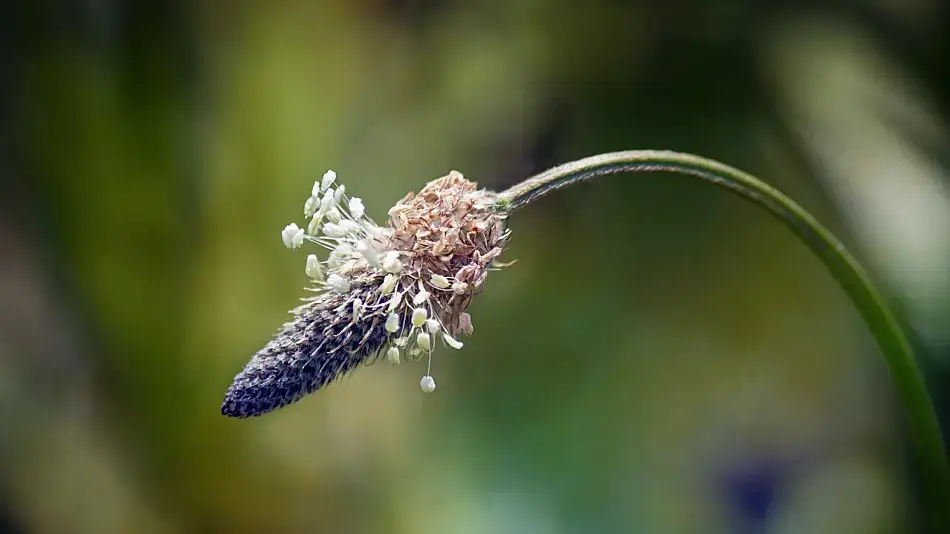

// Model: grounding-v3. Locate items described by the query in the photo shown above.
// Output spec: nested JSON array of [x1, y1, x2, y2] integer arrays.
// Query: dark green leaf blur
[[2, 1, 949, 533]]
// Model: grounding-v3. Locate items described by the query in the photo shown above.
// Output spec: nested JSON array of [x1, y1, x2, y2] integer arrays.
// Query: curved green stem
[[500, 150, 949, 521]]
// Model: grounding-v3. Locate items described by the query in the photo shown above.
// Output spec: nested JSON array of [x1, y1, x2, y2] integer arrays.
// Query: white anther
[[307, 213, 323, 235], [411, 307, 428, 327], [355, 241, 379, 267], [430, 274, 451, 289], [385, 312, 400, 333], [420, 375, 436, 393], [352, 298, 362, 321], [387, 292, 402, 312], [328, 243, 354, 269], [381, 252, 403, 273], [413, 288, 430, 305], [363, 222, 385, 239], [326, 207, 342, 223], [348, 197, 365, 219], [442, 332, 464, 349], [334, 185, 346, 205], [322, 222, 346, 238], [305, 254, 323, 280], [326, 273, 350, 293], [416, 331, 431, 351], [338, 220, 362, 235], [318, 191, 335, 215], [282, 223, 305, 249], [386, 346, 401, 364], [304, 195, 318, 217], [381, 274, 398, 294], [321, 170, 336, 191], [425, 318, 441, 334]]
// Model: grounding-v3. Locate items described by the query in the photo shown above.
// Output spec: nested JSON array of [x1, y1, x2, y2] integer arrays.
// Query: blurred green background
[[3, 1, 950, 533]]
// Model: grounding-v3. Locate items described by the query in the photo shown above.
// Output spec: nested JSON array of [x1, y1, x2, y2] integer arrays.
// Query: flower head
[[222, 169, 510, 418]]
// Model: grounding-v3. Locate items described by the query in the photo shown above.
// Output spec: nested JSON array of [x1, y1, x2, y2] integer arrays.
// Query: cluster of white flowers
[[281, 170, 467, 393]]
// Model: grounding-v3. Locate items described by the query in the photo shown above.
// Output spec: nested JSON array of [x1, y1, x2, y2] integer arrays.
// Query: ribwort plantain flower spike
[[221, 169, 511, 418], [223, 151, 948, 527]]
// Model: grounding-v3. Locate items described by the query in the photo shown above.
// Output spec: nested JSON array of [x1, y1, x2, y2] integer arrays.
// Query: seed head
[[222, 169, 511, 418]]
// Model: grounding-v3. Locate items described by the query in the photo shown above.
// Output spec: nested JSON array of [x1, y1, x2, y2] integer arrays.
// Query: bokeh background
[[2, 1, 950, 533]]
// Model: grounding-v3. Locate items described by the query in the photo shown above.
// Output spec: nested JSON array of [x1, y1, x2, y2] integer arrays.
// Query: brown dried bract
[[386, 171, 509, 336]]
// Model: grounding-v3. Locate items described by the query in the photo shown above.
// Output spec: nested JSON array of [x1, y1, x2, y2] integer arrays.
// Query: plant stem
[[500, 150, 949, 523]]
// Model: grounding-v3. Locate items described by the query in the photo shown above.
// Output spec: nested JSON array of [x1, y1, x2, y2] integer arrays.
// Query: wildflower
[[222, 168, 510, 418]]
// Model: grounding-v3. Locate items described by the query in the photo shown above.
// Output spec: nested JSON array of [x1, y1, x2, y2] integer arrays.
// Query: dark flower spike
[[222, 170, 510, 418]]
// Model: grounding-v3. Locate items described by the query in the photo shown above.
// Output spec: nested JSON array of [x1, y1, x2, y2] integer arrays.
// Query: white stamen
[[363, 222, 386, 239], [328, 243, 354, 269], [282, 223, 305, 249], [352, 298, 362, 321], [311, 180, 322, 198], [425, 318, 441, 334], [387, 346, 400, 364], [355, 240, 379, 267], [334, 185, 346, 205], [307, 213, 323, 235], [413, 288, 430, 305], [381, 252, 403, 273], [430, 274, 451, 289], [318, 191, 335, 215], [338, 220, 362, 235], [304, 195, 318, 217], [322, 222, 346, 238], [411, 307, 428, 327], [381, 273, 398, 294], [326, 273, 350, 293], [387, 292, 402, 312], [348, 197, 365, 219], [321, 170, 336, 191], [442, 332, 464, 349], [417, 331, 431, 351], [385, 312, 400, 333], [326, 207, 342, 223], [393, 336, 408, 347], [420, 375, 436, 393], [305, 254, 323, 280]]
